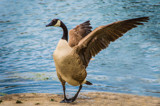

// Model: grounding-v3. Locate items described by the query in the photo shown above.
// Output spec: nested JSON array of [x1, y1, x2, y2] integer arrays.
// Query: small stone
[[16, 100, 22, 104], [35, 103, 40, 105], [0, 100, 3, 103], [51, 99, 54, 101]]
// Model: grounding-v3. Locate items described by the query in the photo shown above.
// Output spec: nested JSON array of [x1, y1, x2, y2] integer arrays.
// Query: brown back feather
[[69, 21, 92, 47]]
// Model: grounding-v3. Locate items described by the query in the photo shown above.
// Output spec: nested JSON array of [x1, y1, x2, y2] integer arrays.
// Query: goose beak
[[46, 22, 52, 27]]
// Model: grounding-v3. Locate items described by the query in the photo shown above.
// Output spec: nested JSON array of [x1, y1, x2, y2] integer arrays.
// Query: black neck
[[60, 21, 68, 41]]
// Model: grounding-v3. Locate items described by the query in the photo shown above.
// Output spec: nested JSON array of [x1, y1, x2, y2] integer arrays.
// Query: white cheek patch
[[54, 20, 61, 27]]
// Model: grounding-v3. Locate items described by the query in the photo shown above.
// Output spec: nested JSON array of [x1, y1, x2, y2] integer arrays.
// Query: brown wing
[[69, 21, 92, 47], [75, 17, 149, 67]]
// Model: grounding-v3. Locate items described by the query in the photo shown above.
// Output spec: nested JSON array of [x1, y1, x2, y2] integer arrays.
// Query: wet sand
[[0, 92, 160, 106]]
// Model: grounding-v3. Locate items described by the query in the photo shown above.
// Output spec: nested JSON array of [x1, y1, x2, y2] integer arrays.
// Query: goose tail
[[85, 80, 92, 85]]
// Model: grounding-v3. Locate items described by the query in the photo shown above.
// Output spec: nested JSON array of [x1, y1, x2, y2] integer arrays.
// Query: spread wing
[[75, 17, 149, 67], [69, 21, 92, 47]]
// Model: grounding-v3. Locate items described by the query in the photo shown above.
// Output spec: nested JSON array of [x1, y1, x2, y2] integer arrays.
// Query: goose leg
[[68, 85, 82, 102], [61, 84, 67, 103], [60, 83, 71, 103], [60, 85, 82, 103]]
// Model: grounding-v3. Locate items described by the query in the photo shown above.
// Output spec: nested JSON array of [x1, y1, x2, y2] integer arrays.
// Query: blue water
[[0, 0, 160, 97]]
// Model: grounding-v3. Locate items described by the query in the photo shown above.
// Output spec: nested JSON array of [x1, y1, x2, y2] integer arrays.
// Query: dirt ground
[[0, 92, 160, 106]]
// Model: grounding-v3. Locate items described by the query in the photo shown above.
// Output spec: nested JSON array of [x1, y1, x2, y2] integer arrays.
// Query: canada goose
[[46, 17, 149, 103]]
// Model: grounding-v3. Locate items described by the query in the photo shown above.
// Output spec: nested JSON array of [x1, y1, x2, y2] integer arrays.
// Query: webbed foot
[[60, 98, 73, 103]]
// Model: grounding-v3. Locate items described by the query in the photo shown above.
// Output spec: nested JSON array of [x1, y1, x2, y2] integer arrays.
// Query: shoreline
[[0, 92, 160, 106]]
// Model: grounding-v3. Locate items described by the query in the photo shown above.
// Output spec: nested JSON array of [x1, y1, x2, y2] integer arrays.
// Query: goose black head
[[46, 19, 61, 27]]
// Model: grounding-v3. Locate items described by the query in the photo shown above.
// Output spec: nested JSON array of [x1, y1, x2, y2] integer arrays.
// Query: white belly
[[53, 39, 86, 86]]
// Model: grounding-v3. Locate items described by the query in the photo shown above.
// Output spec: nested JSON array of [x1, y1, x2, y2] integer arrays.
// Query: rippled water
[[0, 0, 160, 97]]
